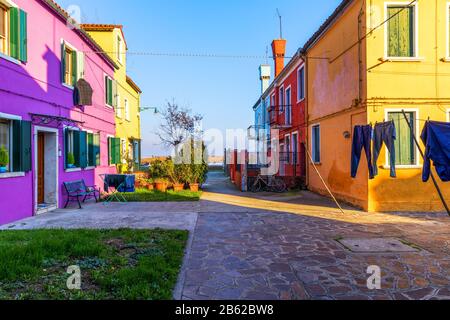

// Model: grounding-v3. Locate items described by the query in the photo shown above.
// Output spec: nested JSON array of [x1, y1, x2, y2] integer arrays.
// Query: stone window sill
[[65, 168, 82, 173], [0, 53, 21, 65], [0, 172, 25, 179]]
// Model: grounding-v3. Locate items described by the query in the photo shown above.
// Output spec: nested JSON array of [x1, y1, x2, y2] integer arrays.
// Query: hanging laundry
[[73, 78, 93, 106], [421, 121, 450, 182], [373, 121, 397, 178], [351, 125, 374, 179]]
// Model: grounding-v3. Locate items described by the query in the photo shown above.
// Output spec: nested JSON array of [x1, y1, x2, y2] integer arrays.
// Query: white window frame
[[278, 86, 284, 114], [64, 126, 82, 172], [0, 116, 13, 174], [297, 66, 305, 102], [116, 94, 122, 118], [384, 108, 421, 169], [285, 85, 292, 126], [384, 1, 421, 61], [61, 39, 79, 89], [104, 74, 114, 108], [311, 124, 321, 164], [0, 0, 19, 65]]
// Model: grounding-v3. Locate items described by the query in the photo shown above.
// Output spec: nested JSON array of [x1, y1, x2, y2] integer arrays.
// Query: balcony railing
[[269, 105, 292, 128]]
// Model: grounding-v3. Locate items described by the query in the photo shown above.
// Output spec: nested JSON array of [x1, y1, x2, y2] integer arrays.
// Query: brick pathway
[[180, 172, 450, 300]]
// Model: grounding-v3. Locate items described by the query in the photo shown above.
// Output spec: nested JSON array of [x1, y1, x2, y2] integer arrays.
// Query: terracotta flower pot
[[173, 183, 184, 192], [147, 184, 154, 191], [155, 182, 168, 192], [189, 183, 199, 192]]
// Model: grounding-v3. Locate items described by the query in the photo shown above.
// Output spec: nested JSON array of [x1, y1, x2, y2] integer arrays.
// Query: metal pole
[[305, 146, 346, 214], [401, 110, 450, 216]]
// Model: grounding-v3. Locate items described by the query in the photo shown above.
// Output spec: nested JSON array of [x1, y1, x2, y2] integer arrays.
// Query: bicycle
[[249, 175, 287, 193]]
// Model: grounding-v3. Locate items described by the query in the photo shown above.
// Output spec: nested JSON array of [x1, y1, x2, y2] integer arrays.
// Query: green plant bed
[[0, 229, 188, 300], [115, 188, 202, 202]]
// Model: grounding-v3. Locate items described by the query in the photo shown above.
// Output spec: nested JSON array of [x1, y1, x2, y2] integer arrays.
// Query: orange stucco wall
[[306, 0, 370, 210]]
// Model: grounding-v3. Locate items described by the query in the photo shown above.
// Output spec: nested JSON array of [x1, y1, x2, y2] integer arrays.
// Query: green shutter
[[108, 137, 112, 165], [115, 138, 121, 165], [64, 128, 69, 169], [389, 112, 415, 165], [87, 133, 94, 167], [73, 130, 80, 167], [79, 131, 87, 168], [9, 7, 19, 60], [72, 50, 77, 86], [19, 10, 27, 62], [61, 42, 66, 84], [94, 134, 100, 166], [108, 79, 113, 106], [11, 120, 31, 172], [388, 7, 414, 57]]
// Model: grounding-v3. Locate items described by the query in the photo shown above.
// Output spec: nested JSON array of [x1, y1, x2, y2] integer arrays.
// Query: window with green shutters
[[0, 118, 31, 173], [61, 41, 84, 87], [387, 6, 415, 57], [105, 76, 117, 108], [108, 137, 121, 165], [388, 112, 416, 166], [1, 6, 27, 62], [65, 129, 92, 169]]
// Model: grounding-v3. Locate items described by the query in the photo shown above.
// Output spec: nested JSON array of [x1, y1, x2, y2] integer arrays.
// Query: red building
[[267, 39, 307, 188]]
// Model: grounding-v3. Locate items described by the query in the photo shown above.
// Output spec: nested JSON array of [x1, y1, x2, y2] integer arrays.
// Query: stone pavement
[[180, 172, 450, 300], [1, 171, 449, 300]]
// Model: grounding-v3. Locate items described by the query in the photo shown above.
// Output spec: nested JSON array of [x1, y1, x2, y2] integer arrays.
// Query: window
[[298, 67, 305, 101], [285, 136, 291, 163], [65, 129, 79, 168], [388, 112, 416, 166], [64, 47, 74, 86], [285, 87, 291, 125], [86, 132, 100, 167], [292, 133, 298, 164], [312, 125, 321, 163], [387, 5, 415, 57], [105, 76, 114, 107], [116, 95, 122, 118], [65, 129, 100, 169], [0, 118, 11, 171], [117, 36, 122, 63], [0, 5, 7, 55], [0, 117, 31, 173], [108, 137, 121, 165], [279, 87, 284, 114], [124, 98, 130, 121], [0, 6, 27, 62]]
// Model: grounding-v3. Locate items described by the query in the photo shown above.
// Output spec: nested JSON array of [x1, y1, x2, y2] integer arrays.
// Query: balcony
[[268, 105, 292, 129]]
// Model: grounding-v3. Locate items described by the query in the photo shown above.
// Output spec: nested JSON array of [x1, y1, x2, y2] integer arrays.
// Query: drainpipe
[[301, 52, 310, 188]]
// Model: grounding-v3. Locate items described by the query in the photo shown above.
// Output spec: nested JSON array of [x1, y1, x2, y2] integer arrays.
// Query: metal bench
[[63, 180, 100, 209]]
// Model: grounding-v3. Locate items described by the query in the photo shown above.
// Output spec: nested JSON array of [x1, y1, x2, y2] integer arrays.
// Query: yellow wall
[[306, 0, 370, 210], [85, 28, 142, 173], [366, 0, 450, 211]]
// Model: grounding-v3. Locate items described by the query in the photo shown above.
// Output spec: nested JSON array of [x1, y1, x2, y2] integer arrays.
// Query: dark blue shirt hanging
[[421, 121, 450, 182]]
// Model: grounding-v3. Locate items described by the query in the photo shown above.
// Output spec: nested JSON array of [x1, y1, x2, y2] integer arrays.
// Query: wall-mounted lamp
[[343, 131, 351, 139], [139, 107, 159, 114]]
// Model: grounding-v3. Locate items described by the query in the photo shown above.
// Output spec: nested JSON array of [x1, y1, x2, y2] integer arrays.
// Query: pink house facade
[[0, 0, 117, 225]]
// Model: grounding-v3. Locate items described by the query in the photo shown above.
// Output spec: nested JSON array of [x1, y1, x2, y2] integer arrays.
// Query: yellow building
[[303, 0, 450, 212], [81, 24, 142, 172]]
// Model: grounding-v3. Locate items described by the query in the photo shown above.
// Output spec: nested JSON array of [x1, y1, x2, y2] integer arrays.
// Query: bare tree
[[157, 101, 203, 149]]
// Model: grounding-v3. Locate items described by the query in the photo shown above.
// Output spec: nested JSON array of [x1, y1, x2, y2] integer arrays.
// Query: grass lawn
[[114, 188, 202, 202], [0, 229, 188, 300]]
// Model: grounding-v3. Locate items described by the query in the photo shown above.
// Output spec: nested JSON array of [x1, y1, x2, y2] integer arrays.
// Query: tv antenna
[[276, 8, 283, 39]]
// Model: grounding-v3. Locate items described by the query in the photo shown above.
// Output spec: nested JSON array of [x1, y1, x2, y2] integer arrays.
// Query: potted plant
[[146, 178, 154, 191], [67, 152, 76, 168], [0, 146, 9, 173], [154, 178, 168, 192], [172, 164, 188, 192], [188, 164, 202, 192]]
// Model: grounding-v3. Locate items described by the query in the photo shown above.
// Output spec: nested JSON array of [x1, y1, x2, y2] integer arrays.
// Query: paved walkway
[[2, 171, 449, 300], [181, 172, 450, 300]]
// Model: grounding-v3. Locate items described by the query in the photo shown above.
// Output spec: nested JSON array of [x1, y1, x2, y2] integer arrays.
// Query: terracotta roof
[[80, 23, 128, 50], [300, 0, 354, 53], [126, 76, 142, 94], [40, 0, 119, 70]]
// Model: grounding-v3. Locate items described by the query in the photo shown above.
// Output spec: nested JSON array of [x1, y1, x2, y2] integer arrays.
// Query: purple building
[[0, 0, 119, 225]]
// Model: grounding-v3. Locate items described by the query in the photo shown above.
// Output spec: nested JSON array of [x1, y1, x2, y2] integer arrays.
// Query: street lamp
[[139, 106, 159, 114]]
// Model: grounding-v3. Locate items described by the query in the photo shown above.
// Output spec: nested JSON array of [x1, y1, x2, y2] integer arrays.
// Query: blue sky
[[57, 0, 342, 156]]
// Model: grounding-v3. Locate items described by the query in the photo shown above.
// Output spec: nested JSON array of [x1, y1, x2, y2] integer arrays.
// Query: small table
[[99, 174, 135, 204]]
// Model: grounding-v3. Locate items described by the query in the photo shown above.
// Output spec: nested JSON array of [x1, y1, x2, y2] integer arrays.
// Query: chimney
[[271, 39, 286, 78], [259, 64, 271, 94]]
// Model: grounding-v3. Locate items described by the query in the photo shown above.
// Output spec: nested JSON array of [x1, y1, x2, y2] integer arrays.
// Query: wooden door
[[37, 133, 45, 204]]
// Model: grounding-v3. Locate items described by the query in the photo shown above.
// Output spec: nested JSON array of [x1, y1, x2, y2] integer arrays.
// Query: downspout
[[301, 52, 310, 188], [358, 1, 365, 104]]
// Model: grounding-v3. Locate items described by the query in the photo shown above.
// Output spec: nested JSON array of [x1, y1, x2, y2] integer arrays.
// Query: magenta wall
[[0, 0, 116, 225]]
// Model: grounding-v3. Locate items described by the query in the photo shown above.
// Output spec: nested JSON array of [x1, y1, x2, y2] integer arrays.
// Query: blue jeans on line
[[351, 125, 374, 179], [373, 121, 397, 178]]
